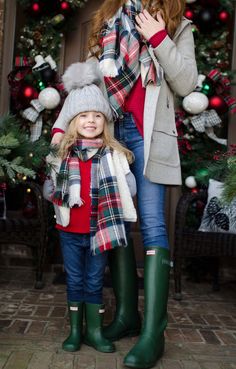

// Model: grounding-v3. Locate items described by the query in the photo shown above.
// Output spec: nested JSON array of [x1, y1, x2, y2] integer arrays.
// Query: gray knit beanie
[[53, 59, 113, 130]]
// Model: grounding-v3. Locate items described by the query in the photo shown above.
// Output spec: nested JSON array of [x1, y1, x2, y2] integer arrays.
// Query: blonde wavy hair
[[58, 113, 134, 163], [88, 0, 186, 57]]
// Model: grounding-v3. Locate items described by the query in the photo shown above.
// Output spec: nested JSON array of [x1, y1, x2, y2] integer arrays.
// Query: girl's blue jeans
[[59, 231, 108, 303], [115, 112, 169, 249]]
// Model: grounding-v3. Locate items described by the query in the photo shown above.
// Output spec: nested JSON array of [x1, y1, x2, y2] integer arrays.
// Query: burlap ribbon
[[21, 99, 44, 142], [190, 109, 227, 145]]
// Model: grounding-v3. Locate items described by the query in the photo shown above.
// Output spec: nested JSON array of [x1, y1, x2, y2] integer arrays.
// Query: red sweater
[[56, 159, 92, 233], [52, 30, 167, 139]]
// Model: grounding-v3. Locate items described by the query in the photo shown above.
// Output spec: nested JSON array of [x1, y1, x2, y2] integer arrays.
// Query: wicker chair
[[173, 189, 236, 300], [0, 181, 48, 289]]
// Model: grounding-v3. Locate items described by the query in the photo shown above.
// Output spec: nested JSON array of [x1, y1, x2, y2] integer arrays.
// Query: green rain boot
[[83, 303, 115, 353], [103, 239, 141, 341], [62, 301, 83, 352], [124, 247, 171, 369]]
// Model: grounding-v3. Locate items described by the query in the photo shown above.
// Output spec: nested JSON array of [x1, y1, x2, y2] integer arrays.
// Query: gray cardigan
[[143, 18, 198, 185], [53, 18, 198, 186]]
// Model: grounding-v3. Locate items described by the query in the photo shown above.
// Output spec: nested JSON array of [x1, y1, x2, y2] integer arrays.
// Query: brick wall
[[0, 0, 5, 84]]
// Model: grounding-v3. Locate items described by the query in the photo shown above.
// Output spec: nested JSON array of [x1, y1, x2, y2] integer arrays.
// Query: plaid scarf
[[52, 139, 127, 254], [52, 139, 103, 208], [99, 0, 163, 117]]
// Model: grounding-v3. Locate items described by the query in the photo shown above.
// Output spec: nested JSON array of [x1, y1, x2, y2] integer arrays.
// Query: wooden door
[[60, 0, 103, 70]]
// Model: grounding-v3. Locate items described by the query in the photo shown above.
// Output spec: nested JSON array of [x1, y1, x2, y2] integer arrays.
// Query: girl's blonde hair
[[88, 0, 186, 57], [58, 113, 134, 163]]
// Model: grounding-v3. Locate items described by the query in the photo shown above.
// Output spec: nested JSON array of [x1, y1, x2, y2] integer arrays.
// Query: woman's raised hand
[[135, 9, 166, 41]]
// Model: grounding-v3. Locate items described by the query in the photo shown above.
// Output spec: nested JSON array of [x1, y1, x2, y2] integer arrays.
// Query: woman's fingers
[[143, 9, 153, 20], [156, 11, 165, 27], [135, 9, 165, 41]]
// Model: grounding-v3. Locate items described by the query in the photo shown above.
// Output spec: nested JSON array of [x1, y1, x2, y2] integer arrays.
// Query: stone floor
[[0, 266, 236, 369]]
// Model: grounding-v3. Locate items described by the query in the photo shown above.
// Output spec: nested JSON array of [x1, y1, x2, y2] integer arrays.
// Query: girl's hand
[[135, 9, 166, 41], [51, 132, 64, 145]]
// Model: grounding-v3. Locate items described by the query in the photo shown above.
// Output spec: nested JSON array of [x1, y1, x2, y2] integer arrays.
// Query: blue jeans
[[59, 231, 108, 303], [115, 113, 169, 249]]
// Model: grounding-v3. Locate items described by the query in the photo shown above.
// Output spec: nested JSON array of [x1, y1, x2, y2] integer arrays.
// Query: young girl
[[44, 60, 137, 354], [51, 1, 198, 367]]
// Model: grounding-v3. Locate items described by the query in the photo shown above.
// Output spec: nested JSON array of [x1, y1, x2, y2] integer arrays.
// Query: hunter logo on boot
[[146, 250, 156, 255], [70, 306, 79, 311]]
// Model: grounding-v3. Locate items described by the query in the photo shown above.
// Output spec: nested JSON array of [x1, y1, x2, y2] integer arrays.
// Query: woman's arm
[[135, 10, 198, 97], [152, 24, 198, 96]]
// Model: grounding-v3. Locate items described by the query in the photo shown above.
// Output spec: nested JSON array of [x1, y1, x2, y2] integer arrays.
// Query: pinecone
[[207, 197, 221, 215], [215, 212, 229, 231]]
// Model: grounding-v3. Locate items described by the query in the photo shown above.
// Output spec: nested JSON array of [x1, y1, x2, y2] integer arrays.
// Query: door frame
[[0, 0, 16, 115]]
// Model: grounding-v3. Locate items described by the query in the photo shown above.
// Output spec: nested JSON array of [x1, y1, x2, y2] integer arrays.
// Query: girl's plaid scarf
[[52, 138, 127, 254], [99, 0, 163, 117]]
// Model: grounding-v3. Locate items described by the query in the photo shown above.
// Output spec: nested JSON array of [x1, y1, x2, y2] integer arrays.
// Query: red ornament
[[61, 1, 70, 11], [185, 9, 194, 20], [208, 95, 228, 114], [21, 86, 38, 107], [218, 10, 230, 23], [23, 86, 34, 98], [32, 2, 40, 12]]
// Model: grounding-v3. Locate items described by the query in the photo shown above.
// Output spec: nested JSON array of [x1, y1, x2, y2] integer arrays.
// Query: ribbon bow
[[190, 109, 227, 146], [208, 69, 236, 114], [21, 99, 44, 142]]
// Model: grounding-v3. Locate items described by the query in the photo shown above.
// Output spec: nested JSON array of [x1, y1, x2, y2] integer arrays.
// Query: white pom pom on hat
[[54, 59, 113, 131], [62, 59, 103, 92]]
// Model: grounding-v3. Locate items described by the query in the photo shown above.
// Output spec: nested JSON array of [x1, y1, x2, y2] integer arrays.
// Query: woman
[[52, 1, 198, 367]]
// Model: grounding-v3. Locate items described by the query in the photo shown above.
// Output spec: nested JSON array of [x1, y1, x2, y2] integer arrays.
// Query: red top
[[56, 159, 92, 233], [124, 30, 167, 137], [52, 30, 167, 139]]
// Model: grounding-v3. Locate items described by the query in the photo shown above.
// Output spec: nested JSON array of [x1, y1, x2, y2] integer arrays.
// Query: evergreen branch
[[0, 149, 11, 156], [221, 167, 236, 203], [0, 133, 19, 149], [0, 157, 35, 181], [0, 167, 4, 178], [10, 164, 35, 178], [2, 161, 15, 180], [11, 156, 23, 165]]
